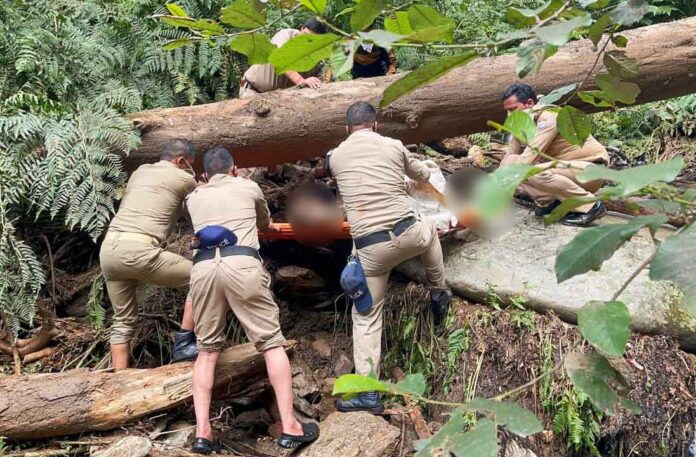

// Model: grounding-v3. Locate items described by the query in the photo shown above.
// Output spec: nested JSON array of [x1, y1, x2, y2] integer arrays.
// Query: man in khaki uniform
[[100, 139, 198, 369], [501, 83, 609, 226], [239, 18, 326, 97], [186, 146, 319, 454], [327, 102, 451, 414]]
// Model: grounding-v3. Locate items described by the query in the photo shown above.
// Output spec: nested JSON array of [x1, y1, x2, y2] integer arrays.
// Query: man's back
[[330, 129, 429, 238], [186, 175, 270, 250], [109, 160, 196, 244]]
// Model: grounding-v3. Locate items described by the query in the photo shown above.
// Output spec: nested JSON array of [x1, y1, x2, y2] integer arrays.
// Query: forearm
[[285, 71, 305, 86]]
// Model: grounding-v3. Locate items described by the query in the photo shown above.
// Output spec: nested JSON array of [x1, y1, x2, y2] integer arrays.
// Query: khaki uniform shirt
[[243, 29, 322, 93], [186, 174, 271, 250], [505, 110, 609, 165], [329, 129, 431, 238], [108, 160, 196, 245]]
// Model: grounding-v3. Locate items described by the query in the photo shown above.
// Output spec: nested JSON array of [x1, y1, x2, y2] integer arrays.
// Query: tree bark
[[128, 18, 696, 169], [0, 342, 293, 440]]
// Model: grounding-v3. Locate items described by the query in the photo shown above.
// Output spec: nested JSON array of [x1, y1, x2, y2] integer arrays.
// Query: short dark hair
[[161, 139, 195, 161], [346, 102, 377, 127], [203, 146, 234, 177], [302, 17, 327, 34], [501, 82, 538, 104]]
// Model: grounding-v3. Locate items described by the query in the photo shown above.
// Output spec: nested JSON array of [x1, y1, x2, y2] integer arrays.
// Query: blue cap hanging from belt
[[190, 225, 238, 250], [340, 256, 373, 315]]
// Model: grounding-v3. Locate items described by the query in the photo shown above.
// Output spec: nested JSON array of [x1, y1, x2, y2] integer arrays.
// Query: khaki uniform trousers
[[190, 254, 285, 352], [520, 161, 603, 212], [353, 220, 446, 377], [100, 233, 191, 345]]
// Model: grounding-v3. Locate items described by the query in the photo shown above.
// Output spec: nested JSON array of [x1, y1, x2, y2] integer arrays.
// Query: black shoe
[[534, 200, 561, 217], [430, 288, 452, 327], [561, 201, 607, 227], [172, 330, 198, 363], [277, 421, 320, 449], [334, 391, 384, 415], [191, 437, 221, 455]]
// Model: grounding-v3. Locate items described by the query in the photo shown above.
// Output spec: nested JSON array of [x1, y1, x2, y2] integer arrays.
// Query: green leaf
[[516, 39, 557, 79], [350, 0, 385, 32], [332, 374, 386, 396], [407, 5, 455, 42], [535, 14, 592, 47], [359, 30, 404, 49], [636, 199, 682, 214], [163, 38, 192, 51], [611, 0, 649, 26], [416, 413, 498, 457], [161, 16, 225, 35], [578, 158, 685, 197], [565, 352, 641, 415], [498, 110, 536, 144], [472, 163, 541, 221], [406, 24, 455, 43], [595, 74, 640, 105], [538, 83, 577, 106], [557, 106, 591, 146], [220, 0, 266, 29], [467, 398, 543, 437], [329, 40, 359, 79], [580, 0, 610, 8], [299, 0, 326, 14], [603, 51, 639, 81], [380, 52, 476, 108], [543, 196, 598, 225], [588, 13, 612, 46], [506, 0, 565, 28], [166, 3, 189, 17], [578, 301, 631, 356], [612, 35, 628, 48], [230, 33, 275, 65], [578, 90, 614, 108], [555, 215, 668, 283], [269, 33, 341, 73], [388, 373, 427, 396], [650, 225, 696, 316], [385, 12, 413, 35]]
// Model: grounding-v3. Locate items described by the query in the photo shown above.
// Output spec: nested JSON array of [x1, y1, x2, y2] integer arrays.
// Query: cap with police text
[[340, 256, 373, 315]]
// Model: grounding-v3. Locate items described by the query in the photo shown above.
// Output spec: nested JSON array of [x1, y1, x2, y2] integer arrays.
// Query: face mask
[[360, 43, 374, 53], [178, 157, 196, 176]]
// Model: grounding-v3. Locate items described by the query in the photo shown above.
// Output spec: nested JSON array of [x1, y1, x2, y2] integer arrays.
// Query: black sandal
[[277, 422, 320, 449], [191, 437, 222, 455]]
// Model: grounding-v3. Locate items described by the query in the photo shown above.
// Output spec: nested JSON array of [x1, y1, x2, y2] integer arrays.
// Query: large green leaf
[[578, 301, 631, 356], [416, 413, 498, 457], [406, 24, 455, 43], [332, 374, 386, 396], [220, 0, 266, 29], [488, 110, 536, 145], [385, 11, 413, 35], [166, 3, 189, 17], [506, 0, 565, 29], [557, 106, 591, 146], [385, 373, 427, 396], [380, 52, 476, 108], [350, 0, 385, 32], [534, 14, 592, 47], [555, 215, 668, 283], [603, 51, 639, 81], [649, 224, 696, 316], [588, 13, 612, 46], [359, 30, 404, 49], [230, 33, 275, 65], [268, 33, 341, 73], [578, 90, 615, 108], [467, 398, 542, 437], [565, 352, 641, 415], [611, 0, 649, 26], [407, 5, 455, 42], [595, 74, 640, 104], [162, 17, 225, 34], [472, 163, 541, 221], [163, 38, 193, 51], [538, 83, 577, 106], [329, 40, 358, 79], [299, 0, 326, 14], [578, 157, 685, 197], [516, 39, 557, 79]]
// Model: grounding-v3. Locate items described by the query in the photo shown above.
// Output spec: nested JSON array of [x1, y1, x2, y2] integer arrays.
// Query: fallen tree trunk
[[0, 342, 292, 440], [128, 18, 696, 169]]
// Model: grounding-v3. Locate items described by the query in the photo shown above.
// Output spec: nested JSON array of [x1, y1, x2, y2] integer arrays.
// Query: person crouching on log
[[100, 139, 199, 369], [186, 146, 319, 454], [501, 82, 609, 226], [325, 102, 451, 414]]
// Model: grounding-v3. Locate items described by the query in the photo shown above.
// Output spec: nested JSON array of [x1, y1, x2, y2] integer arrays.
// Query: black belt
[[354, 217, 417, 250], [193, 245, 261, 265]]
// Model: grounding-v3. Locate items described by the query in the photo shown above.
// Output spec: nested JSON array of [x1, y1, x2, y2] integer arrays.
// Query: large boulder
[[298, 412, 400, 457], [399, 205, 696, 348]]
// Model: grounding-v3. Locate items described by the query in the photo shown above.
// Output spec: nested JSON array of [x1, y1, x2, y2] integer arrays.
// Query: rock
[[93, 436, 152, 457], [275, 265, 327, 293], [297, 412, 400, 457], [312, 337, 333, 359], [504, 439, 539, 457], [322, 377, 336, 393], [333, 353, 354, 377], [398, 205, 696, 349]]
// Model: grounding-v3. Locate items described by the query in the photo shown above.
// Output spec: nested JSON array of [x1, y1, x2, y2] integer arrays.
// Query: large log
[[0, 342, 291, 440], [129, 18, 696, 169]]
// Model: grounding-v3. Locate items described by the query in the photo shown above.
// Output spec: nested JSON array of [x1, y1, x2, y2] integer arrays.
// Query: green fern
[[553, 388, 603, 457], [86, 275, 107, 330], [443, 327, 472, 394]]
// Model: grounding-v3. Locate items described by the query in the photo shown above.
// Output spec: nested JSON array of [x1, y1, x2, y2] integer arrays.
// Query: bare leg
[[181, 298, 195, 332], [263, 347, 303, 436], [111, 343, 130, 369], [193, 351, 220, 440]]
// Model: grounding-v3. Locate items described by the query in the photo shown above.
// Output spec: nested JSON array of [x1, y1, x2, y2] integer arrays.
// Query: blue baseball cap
[[191, 225, 238, 250], [340, 256, 373, 315]]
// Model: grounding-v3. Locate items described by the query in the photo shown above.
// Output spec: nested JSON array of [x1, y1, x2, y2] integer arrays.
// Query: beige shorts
[[190, 254, 285, 352]]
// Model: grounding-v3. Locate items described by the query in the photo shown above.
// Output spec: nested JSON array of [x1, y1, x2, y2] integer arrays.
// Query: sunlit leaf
[[538, 83, 577, 106], [603, 51, 639, 81], [359, 30, 404, 49], [350, 0, 385, 32], [220, 0, 266, 29], [565, 352, 641, 415], [163, 38, 192, 51], [162, 17, 225, 34], [406, 24, 456, 43], [385, 373, 427, 396], [611, 0, 649, 26], [329, 40, 358, 79], [535, 14, 592, 47], [490, 110, 536, 144], [268, 33, 341, 73], [473, 163, 541, 221], [516, 39, 557, 79], [578, 301, 631, 356], [557, 106, 591, 146], [299, 0, 326, 14], [580, 0, 610, 8], [385, 11, 413, 35], [332, 374, 386, 396], [166, 3, 189, 17], [407, 5, 455, 42], [230, 33, 275, 64], [588, 13, 612, 46], [467, 398, 543, 437], [578, 158, 685, 197], [380, 52, 476, 108], [506, 0, 565, 29], [650, 224, 696, 316]]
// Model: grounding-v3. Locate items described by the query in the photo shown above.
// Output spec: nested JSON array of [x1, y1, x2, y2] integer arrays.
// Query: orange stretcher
[[258, 222, 352, 241]]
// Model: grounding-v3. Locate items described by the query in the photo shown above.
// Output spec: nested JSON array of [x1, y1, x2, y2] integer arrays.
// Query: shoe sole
[[172, 354, 198, 363]]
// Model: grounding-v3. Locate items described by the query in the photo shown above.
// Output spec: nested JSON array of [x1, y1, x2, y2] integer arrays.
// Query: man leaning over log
[[100, 139, 199, 369], [501, 82, 609, 226], [186, 146, 319, 454], [325, 102, 451, 414]]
